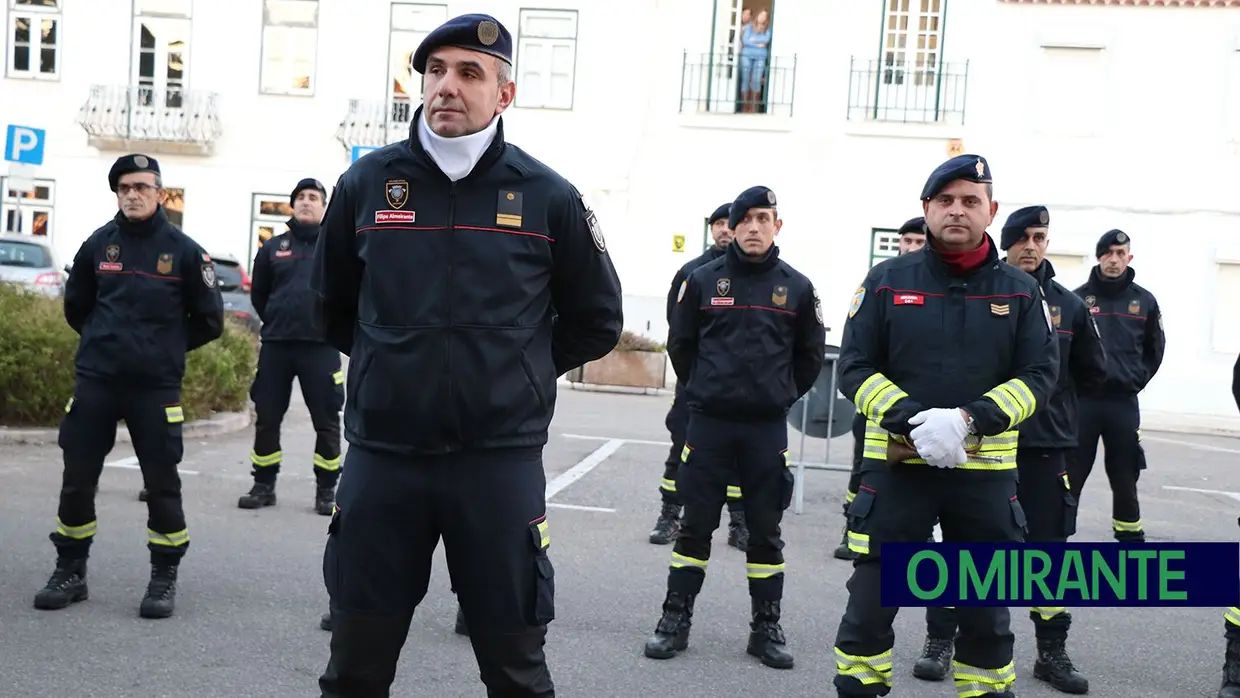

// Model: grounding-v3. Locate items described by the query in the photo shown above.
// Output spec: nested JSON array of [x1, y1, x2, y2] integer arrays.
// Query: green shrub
[[0, 282, 258, 427], [615, 329, 665, 353]]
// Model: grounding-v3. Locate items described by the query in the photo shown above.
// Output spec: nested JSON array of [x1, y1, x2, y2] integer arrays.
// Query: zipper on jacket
[[446, 182, 457, 441]]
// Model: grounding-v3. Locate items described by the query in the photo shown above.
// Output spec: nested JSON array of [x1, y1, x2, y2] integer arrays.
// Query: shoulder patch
[[579, 191, 605, 252], [813, 286, 824, 325], [848, 286, 866, 319], [677, 279, 687, 303], [201, 263, 216, 289]]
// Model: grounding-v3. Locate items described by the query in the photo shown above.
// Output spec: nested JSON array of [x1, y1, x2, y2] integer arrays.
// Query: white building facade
[[3, 0, 1240, 429]]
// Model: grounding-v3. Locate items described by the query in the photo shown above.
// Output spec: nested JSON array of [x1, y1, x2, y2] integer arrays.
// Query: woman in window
[[738, 9, 772, 113]]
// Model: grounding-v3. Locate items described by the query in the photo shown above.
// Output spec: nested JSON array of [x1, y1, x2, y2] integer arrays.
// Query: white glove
[[908, 408, 970, 468]]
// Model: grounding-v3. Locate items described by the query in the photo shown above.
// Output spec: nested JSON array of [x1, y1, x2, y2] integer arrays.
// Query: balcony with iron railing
[[846, 57, 969, 126], [679, 51, 798, 118], [76, 85, 223, 155], [336, 98, 414, 151]]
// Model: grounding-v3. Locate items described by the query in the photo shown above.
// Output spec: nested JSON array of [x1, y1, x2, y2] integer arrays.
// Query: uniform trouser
[[250, 341, 344, 487], [1069, 394, 1145, 541], [924, 448, 1081, 641], [1227, 607, 1240, 641], [659, 393, 743, 512], [53, 376, 190, 565], [666, 414, 794, 601], [843, 413, 866, 515], [320, 444, 554, 698], [833, 463, 1025, 697]]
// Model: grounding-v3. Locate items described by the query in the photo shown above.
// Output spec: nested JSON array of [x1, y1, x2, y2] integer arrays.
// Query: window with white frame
[[869, 228, 900, 267], [0, 177, 55, 238], [260, 0, 318, 95], [248, 193, 293, 270], [1036, 45, 1105, 138], [388, 3, 449, 124], [7, 0, 60, 80], [133, 0, 193, 109], [515, 8, 578, 110]]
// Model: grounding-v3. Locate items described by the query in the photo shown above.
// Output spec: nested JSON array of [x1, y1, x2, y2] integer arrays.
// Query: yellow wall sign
[[947, 138, 964, 156], [672, 234, 686, 253]]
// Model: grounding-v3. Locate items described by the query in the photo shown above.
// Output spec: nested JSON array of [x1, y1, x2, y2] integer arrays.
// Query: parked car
[[0, 233, 65, 297], [211, 254, 262, 334]]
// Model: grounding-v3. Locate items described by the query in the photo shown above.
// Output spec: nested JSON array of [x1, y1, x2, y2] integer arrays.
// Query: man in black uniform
[[833, 216, 926, 561], [831, 154, 1058, 698], [34, 154, 224, 619], [650, 201, 748, 550], [914, 205, 1106, 693], [239, 177, 344, 516], [312, 14, 622, 697], [1070, 229, 1165, 542], [643, 185, 825, 669]]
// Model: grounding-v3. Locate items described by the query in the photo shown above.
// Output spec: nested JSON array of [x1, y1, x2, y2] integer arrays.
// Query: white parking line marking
[[1143, 435, 1240, 455], [1163, 485, 1240, 503], [104, 456, 199, 476], [562, 433, 671, 447], [547, 502, 617, 513], [546, 439, 624, 499]]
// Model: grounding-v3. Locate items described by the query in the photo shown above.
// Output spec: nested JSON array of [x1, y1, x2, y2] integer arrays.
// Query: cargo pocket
[[323, 506, 343, 602], [845, 487, 876, 556], [163, 404, 185, 464], [779, 448, 795, 510], [1059, 472, 1079, 538], [1008, 496, 1028, 539], [527, 515, 555, 624]]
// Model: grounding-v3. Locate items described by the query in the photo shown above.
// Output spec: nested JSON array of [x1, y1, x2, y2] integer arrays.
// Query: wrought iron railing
[[679, 51, 798, 117], [335, 99, 414, 150], [75, 85, 222, 145], [846, 57, 969, 125]]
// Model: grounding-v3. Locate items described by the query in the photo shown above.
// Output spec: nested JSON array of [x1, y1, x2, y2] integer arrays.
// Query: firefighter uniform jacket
[[1020, 260, 1107, 449], [1073, 266, 1165, 398], [667, 241, 826, 421], [838, 234, 1059, 471], [250, 219, 324, 343], [312, 108, 624, 456], [665, 245, 725, 399], [63, 206, 225, 388]]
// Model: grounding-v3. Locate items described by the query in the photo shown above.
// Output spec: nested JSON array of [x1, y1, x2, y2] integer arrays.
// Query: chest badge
[[497, 190, 523, 228], [711, 277, 734, 306], [771, 285, 788, 308], [156, 253, 174, 275], [1127, 299, 1141, 314], [989, 303, 1010, 317], [276, 237, 292, 257], [1083, 294, 1096, 308], [385, 179, 409, 209], [106, 244, 120, 263], [100, 243, 123, 271], [1049, 305, 1062, 328]]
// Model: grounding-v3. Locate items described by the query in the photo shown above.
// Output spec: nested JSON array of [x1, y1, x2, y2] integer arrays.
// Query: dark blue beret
[[898, 217, 926, 236], [920, 154, 992, 200], [1095, 229, 1131, 258], [291, 177, 327, 205], [727, 186, 777, 230], [108, 153, 160, 192], [708, 203, 731, 225], [412, 14, 513, 74], [999, 206, 1050, 251]]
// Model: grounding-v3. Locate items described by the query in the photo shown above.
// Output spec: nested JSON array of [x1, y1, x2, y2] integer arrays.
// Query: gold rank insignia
[[975, 159, 985, 178], [1049, 305, 1061, 328], [156, 253, 173, 275], [772, 285, 788, 308], [497, 190, 523, 227], [989, 303, 1010, 317]]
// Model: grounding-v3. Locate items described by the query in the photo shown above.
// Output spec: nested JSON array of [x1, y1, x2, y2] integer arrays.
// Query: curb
[[558, 379, 674, 397], [0, 410, 253, 446]]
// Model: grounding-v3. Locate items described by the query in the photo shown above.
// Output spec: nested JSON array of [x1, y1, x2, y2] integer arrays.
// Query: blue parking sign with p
[[5, 125, 45, 165]]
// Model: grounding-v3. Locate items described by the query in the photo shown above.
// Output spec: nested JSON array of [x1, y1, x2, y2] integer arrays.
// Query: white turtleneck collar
[[417, 111, 500, 182]]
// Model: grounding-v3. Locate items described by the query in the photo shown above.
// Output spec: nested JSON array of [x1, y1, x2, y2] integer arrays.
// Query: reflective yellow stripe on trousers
[[834, 647, 892, 689], [955, 660, 1016, 698], [862, 423, 1018, 471], [1226, 607, 1240, 627]]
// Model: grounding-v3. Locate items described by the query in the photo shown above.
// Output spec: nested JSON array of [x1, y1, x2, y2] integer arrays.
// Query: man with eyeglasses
[[35, 153, 224, 620]]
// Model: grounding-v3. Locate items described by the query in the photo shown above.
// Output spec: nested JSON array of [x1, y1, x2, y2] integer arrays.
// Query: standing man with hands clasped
[[311, 13, 622, 697], [830, 154, 1058, 698], [643, 186, 825, 669]]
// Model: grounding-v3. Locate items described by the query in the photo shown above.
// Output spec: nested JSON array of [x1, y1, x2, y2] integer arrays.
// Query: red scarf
[[934, 234, 991, 276]]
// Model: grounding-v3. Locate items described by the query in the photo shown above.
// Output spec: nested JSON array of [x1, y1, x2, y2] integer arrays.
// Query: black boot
[[832, 521, 857, 560], [455, 605, 469, 636], [315, 485, 336, 516], [727, 509, 749, 551], [1033, 636, 1089, 693], [746, 598, 793, 669], [320, 610, 332, 631], [912, 634, 953, 680], [238, 481, 277, 509], [1219, 638, 1240, 698], [648, 501, 681, 545], [139, 563, 178, 619], [33, 557, 88, 610], [643, 591, 695, 659], [138, 488, 148, 502]]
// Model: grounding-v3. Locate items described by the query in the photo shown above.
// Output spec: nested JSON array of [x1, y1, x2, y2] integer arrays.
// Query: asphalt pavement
[[1, 386, 1237, 697]]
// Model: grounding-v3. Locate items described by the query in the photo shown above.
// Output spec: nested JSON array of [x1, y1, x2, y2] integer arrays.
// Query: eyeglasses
[[117, 183, 158, 195]]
